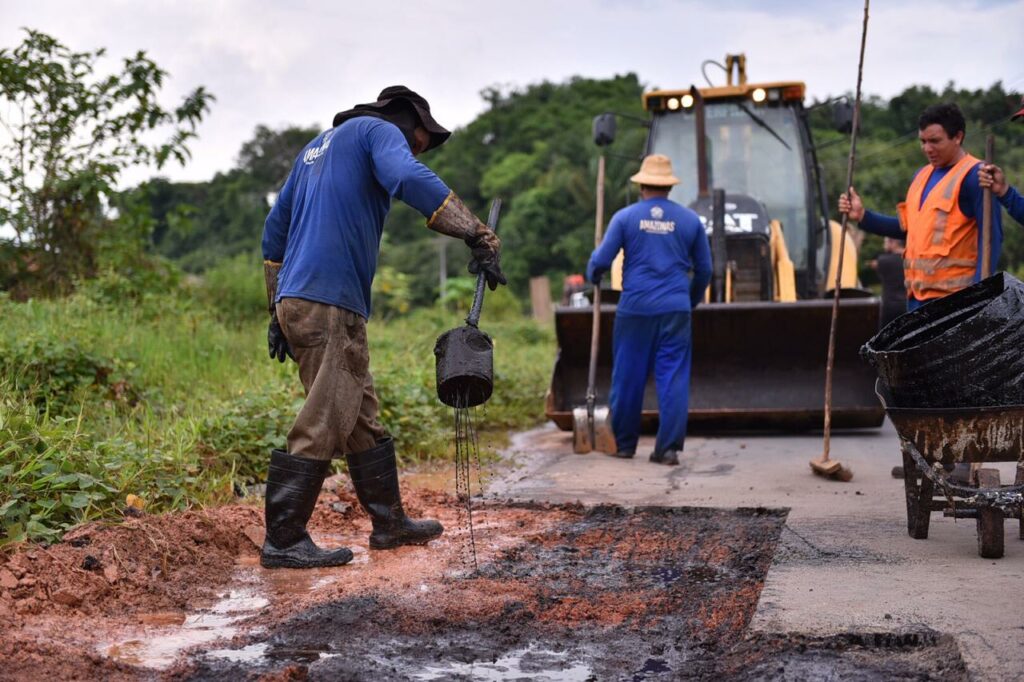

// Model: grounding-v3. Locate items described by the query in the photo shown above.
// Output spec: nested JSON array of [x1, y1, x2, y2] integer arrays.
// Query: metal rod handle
[[466, 198, 502, 328]]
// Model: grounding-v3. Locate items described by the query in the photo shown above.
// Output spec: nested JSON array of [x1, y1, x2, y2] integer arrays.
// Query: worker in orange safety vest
[[839, 102, 1002, 311]]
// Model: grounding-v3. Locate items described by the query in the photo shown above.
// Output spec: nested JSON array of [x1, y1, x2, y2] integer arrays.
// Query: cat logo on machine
[[689, 193, 769, 236]]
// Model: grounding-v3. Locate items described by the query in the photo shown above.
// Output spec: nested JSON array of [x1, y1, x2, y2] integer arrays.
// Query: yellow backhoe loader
[[546, 55, 886, 431]]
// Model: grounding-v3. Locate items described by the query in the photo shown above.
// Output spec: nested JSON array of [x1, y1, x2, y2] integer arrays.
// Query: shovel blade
[[572, 406, 592, 453], [591, 405, 616, 454], [572, 405, 616, 454]]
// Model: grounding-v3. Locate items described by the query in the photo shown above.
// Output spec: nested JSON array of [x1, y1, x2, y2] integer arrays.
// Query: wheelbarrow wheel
[[977, 508, 1004, 559]]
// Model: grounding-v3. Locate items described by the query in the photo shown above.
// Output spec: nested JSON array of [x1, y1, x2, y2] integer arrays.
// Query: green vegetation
[[0, 29, 212, 296], [0, 272, 552, 545]]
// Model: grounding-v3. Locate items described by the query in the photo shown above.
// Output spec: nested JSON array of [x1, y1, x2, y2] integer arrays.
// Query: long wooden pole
[[586, 154, 607, 443], [982, 135, 994, 278], [822, 0, 870, 463]]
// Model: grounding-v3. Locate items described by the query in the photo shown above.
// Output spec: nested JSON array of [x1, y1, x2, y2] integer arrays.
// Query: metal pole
[[712, 189, 727, 303], [691, 85, 709, 200], [823, 0, 870, 463]]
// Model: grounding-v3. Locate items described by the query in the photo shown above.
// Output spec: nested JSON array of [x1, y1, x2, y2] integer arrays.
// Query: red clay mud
[[0, 479, 966, 681]]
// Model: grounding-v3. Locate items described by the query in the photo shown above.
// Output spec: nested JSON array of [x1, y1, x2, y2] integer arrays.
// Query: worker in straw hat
[[586, 154, 712, 465]]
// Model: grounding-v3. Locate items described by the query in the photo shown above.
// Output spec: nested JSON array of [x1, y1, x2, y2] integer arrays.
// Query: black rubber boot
[[261, 449, 354, 569], [346, 438, 443, 550]]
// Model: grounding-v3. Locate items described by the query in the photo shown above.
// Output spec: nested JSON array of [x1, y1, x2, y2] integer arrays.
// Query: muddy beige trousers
[[276, 298, 388, 461]]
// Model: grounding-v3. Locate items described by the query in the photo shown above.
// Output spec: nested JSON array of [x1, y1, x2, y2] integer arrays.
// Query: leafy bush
[[0, 389, 232, 546], [0, 285, 554, 543], [195, 251, 266, 323], [0, 336, 138, 414], [76, 261, 183, 307], [440, 276, 525, 319], [372, 264, 414, 320], [197, 391, 303, 485]]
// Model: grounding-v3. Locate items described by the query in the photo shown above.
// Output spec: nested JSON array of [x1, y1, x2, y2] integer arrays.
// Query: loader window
[[649, 103, 810, 269]]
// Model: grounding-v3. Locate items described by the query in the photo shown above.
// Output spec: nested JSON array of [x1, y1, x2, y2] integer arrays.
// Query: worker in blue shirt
[[978, 97, 1024, 225], [260, 86, 505, 569], [839, 103, 1003, 310], [587, 154, 712, 466]]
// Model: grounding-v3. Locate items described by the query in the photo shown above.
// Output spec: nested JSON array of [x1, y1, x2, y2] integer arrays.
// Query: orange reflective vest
[[897, 153, 981, 301]]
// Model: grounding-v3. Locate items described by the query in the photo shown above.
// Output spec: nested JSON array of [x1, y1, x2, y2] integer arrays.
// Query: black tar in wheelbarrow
[[862, 273, 1024, 559]]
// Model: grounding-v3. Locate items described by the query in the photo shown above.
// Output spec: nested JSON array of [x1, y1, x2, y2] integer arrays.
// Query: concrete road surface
[[491, 421, 1024, 681]]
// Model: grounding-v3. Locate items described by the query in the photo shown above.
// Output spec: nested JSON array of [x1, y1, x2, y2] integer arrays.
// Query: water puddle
[[99, 549, 360, 670], [102, 587, 269, 669], [205, 642, 269, 663], [411, 645, 594, 681], [204, 641, 342, 666]]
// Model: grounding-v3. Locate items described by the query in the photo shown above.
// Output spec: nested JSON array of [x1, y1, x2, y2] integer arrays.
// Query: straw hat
[[629, 154, 680, 186]]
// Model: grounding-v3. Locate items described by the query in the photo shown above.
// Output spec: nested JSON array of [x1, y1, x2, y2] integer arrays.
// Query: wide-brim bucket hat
[[630, 154, 680, 186], [333, 86, 451, 151]]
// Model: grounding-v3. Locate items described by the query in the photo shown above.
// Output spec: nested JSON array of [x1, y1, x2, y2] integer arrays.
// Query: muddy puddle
[[1, 488, 968, 680], [164, 504, 962, 681]]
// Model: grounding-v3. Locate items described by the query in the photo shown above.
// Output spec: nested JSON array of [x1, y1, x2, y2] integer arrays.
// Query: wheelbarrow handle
[[466, 198, 502, 328]]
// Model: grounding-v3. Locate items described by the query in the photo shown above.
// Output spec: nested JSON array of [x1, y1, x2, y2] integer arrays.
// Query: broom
[[812, 0, 870, 482]]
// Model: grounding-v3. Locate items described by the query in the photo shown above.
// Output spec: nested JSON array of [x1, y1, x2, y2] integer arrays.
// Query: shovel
[[572, 153, 616, 454], [434, 198, 501, 408]]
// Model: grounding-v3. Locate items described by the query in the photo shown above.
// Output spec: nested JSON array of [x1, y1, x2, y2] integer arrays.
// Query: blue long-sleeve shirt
[[587, 197, 712, 315], [998, 185, 1024, 225], [858, 163, 1003, 282], [261, 117, 450, 318]]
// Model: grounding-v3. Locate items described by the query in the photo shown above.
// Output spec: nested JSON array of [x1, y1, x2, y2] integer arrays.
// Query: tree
[[0, 29, 213, 295], [237, 124, 320, 191], [133, 124, 319, 269]]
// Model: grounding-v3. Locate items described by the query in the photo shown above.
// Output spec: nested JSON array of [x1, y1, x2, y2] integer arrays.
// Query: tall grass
[[0, 268, 553, 545]]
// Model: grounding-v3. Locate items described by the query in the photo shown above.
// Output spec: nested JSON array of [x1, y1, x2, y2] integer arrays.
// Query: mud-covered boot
[[261, 449, 354, 569], [346, 438, 444, 550]]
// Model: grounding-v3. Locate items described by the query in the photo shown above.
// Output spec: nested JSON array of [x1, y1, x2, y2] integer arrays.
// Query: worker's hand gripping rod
[[466, 199, 502, 328]]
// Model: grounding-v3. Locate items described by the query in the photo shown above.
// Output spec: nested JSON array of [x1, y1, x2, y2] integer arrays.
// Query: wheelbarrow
[[876, 380, 1024, 558]]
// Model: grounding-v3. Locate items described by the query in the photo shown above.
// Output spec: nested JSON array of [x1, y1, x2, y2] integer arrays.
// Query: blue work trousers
[[610, 311, 692, 455]]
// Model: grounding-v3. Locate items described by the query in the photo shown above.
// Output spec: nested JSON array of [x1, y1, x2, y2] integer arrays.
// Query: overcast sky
[[2, 0, 1022, 187]]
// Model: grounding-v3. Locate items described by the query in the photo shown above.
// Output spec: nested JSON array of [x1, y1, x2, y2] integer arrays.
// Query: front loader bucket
[[546, 298, 885, 432]]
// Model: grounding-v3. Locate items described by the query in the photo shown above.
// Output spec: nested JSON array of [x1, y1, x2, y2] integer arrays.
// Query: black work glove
[[268, 314, 295, 363], [466, 231, 507, 290]]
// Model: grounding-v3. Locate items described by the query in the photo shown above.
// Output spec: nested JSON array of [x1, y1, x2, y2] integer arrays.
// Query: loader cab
[[643, 82, 829, 299]]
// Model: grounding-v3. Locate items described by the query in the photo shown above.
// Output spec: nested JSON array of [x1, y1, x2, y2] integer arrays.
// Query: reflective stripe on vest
[[896, 153, 980, 301]]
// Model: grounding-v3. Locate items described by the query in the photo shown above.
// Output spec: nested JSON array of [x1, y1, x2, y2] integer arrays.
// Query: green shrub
[[197, 391, 303, 485], [0, 284, 555, 544], [195, 251, 266, 323], [0, 389, 233, 546], [0, 336, 138, 414]]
